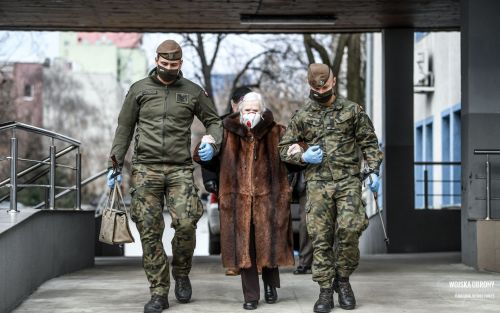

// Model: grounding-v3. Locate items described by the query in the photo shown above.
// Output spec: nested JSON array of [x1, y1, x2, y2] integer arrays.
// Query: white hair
[[238, 91, 267, 112]]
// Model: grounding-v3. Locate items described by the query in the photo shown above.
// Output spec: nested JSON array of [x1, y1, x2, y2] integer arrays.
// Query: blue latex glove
[[368, 173, 380, 193], [302, 145, 323, 164], [198, 142, 214, 161], [107, 169, 122, 189]]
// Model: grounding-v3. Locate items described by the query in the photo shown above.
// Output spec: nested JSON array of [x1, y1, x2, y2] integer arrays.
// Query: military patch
[[176, 93, 189, 104]]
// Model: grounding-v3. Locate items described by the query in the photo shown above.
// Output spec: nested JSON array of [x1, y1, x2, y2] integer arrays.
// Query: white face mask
[[240, 112, 261, 129]]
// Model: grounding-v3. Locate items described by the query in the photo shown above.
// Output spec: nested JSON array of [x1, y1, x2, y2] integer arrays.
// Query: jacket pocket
[[303, 117, 323, 142], [334, 111, 354, 133]]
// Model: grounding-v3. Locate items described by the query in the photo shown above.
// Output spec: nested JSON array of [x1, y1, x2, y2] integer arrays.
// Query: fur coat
[[195, 110, 294, 269]]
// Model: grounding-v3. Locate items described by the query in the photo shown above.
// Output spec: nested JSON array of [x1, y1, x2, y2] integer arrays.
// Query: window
[[425, 121, 434, 207], [440, 105, 461, 207], [415, 125, 424, 208], [23, 84, 33, 100], [415, 118, 433, 209], [442, 114, 451, 205], [452, 108, 461, 204]]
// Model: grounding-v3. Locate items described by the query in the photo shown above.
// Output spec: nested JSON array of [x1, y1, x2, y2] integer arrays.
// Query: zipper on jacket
[[163, 87, 169, 162]]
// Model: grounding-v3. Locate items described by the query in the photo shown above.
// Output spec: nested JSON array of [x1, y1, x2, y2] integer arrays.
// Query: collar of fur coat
[[223, 110, 276, 139]]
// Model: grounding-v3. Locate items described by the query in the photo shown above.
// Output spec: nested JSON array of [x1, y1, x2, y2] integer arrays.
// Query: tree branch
[[304, 34, 330, 66], [332, 34, 349, 76], [209, 34, 226, 71], [302, 34, 316, 64], [230, 49, 278, 95]]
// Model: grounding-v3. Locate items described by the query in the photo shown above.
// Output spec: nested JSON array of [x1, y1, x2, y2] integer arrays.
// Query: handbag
[[99, 182, 135, 245]]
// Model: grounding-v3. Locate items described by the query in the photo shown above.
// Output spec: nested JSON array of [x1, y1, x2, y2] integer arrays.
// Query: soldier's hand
[[198, 142, 214, 161], [106, 169, 122, 189], [302, 145, 323, 164], [367, 173, 380, 193]]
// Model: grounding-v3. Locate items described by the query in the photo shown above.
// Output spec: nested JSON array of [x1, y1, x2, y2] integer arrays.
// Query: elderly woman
[[195, 91, 294, 310]]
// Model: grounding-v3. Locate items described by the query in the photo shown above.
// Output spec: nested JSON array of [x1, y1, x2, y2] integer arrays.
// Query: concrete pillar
[[381, 29, 462, 254], [382, 29, 415, 252], [461, 0, 500, 268]]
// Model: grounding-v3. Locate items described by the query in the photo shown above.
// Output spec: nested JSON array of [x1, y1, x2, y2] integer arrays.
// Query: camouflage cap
[[307, 63, 332, 88], [156, 39, 182, 60]]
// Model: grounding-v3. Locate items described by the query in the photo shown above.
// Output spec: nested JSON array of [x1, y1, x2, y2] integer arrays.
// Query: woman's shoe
[[243, 300, 258, 310], [264, 283, 278, 304], [225, 268, 240, 276]]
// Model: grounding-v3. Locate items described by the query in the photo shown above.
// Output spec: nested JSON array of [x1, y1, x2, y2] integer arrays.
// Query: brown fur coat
[[215, 110, 294, 269]]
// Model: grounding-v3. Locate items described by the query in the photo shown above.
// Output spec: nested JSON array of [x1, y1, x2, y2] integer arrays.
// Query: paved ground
[[13, 252, 500, 313]]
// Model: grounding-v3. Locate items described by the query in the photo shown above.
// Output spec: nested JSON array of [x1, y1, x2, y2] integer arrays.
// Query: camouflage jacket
[[278, 96, 383, 181], [109, 69, 222, 168]]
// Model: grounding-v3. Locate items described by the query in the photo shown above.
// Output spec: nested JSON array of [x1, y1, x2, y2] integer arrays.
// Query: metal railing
[[474, 149, 500, 220], [0, 121, 82, 213], [414, 161, 461, 210]]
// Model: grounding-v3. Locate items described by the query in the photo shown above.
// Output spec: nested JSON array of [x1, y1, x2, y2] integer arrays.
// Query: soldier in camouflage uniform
[[107, 40, 222, 313], [278, 64, 383, 312]]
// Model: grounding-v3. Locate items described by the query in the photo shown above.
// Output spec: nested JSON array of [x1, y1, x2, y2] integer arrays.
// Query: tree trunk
[[347, 34, 364, 107], [196, 34, 215, 102]]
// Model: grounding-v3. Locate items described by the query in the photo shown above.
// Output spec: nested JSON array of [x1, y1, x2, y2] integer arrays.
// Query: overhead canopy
[[0, 0, 460, 33]]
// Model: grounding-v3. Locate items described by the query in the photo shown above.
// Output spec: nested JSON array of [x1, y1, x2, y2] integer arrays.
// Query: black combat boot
[[264, 282, 278, 304], [144, 295, 169, 313], [313, 287, 334, 313], [174, 276, 192, 303], [333, 276, 356, 310]]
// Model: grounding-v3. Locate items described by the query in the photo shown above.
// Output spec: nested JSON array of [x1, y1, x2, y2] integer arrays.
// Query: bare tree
[[182, 34, 226, 104]]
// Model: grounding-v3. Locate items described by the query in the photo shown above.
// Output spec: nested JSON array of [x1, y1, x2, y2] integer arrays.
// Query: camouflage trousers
[[129, 163, 204, 297], [305, 175, 368, 288]]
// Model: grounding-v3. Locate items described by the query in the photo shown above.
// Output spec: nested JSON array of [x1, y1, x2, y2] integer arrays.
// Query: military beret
[[307, 63, 332, 88], [156, 40, 182, 60]]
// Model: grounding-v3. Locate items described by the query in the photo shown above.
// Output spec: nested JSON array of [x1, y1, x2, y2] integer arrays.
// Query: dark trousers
[[240, 223, 280, 302], [298, 193, 313, 267]]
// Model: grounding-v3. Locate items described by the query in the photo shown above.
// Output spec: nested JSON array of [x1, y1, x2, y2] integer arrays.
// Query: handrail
[[32, 169, 108, 210], [0, 121, 81, 146], [414, 161, 462, 210], [1, 121, 82, 212], [474, 149, 500, 155], [414, 161, 461, 165], [0, 145, 78, 189], [473, 149, 500, 220], [0, 168, 49, 203]]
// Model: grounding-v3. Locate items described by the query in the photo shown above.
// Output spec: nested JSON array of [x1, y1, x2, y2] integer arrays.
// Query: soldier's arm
[[278, 116, 308, 165], [354, 105, 384, 174], [108, 87, 140, 168], [194, 90, 223, 155]]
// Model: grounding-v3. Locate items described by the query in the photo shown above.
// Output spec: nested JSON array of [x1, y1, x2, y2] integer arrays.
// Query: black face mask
[[310, 88, 333, 103], [157, 65, 179, 82]]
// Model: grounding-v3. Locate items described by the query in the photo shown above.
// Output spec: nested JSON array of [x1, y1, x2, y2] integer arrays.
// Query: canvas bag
[[99, 183, 135, 245]]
